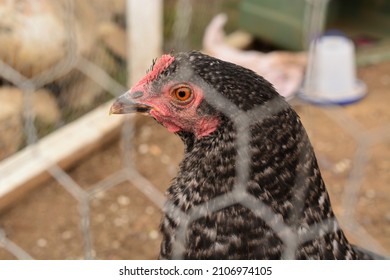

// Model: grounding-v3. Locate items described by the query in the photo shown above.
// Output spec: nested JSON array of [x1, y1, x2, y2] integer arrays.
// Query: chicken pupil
[[178, 90, 186, 98]]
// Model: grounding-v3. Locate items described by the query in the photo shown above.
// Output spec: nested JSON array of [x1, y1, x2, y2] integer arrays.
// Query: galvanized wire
[[0, 0, 389, 260]]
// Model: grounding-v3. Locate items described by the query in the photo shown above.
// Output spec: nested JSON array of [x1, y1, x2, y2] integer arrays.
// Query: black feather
[[149, 51, 382, 260]]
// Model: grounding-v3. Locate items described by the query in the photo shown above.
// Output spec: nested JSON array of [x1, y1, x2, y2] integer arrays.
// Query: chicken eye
[[173, 86, 192, 102]]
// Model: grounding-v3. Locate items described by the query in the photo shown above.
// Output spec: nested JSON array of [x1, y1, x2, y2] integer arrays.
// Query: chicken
[[110, 51, 382, 260]]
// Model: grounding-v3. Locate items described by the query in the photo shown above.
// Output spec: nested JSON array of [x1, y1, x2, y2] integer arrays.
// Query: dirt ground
[[0, 62, 389, 260]]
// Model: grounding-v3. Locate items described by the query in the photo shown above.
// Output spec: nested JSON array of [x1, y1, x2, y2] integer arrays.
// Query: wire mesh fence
[[0, 0, 389, 260]]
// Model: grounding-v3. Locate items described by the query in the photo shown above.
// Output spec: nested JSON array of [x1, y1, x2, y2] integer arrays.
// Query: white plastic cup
[[303, 35, 366, 104]]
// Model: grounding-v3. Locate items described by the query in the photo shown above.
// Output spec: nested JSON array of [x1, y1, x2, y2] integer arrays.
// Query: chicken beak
[[109, 92, 151, 115]]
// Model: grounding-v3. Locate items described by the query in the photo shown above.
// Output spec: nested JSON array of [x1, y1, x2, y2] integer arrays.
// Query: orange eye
[[172, 86, 192, 102]]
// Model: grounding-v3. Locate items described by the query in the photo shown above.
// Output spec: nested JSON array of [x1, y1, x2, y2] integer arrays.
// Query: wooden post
[[127, 0, 163, 84], [0, 2, 164, 211]]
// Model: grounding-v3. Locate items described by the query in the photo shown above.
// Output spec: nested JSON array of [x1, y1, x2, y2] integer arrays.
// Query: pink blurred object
[[203, 14, 307, 100]]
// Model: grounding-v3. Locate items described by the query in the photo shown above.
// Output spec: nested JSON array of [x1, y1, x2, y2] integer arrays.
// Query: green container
[[240, 0, 390, 64], [240, 0, 317, 50]]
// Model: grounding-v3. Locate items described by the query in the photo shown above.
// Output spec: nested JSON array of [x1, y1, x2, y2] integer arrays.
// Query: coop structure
[[0, 0, 161, 209], [0, 0, 389, 260], [240, 0, 390, 64]]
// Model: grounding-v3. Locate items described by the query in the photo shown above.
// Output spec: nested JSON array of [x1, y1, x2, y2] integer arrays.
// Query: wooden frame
[[0, 101, 126, 211]]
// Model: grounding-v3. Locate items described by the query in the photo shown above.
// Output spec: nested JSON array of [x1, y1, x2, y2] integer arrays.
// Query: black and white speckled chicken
[[110, 51, 382, 260]]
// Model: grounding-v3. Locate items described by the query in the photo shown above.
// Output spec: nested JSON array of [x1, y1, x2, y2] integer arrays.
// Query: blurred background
[[0, 0, 389, 259]]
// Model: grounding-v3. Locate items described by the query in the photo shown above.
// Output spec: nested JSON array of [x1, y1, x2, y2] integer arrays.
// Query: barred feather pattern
[[152, 51, 375, 260]]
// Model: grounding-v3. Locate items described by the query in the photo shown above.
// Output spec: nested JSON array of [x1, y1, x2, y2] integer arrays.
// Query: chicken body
[[111, 51, 378, 259]]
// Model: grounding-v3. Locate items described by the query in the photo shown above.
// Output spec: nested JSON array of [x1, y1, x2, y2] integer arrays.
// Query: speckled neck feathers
[[157, 51, 375, 260]]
